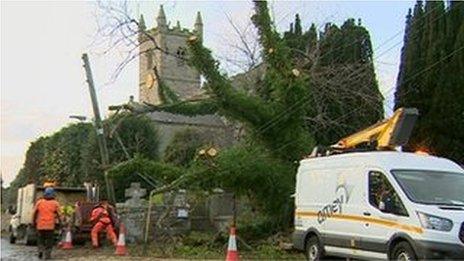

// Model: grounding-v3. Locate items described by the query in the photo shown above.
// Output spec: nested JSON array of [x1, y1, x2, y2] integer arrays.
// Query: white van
[[293, 151, 464, 260]]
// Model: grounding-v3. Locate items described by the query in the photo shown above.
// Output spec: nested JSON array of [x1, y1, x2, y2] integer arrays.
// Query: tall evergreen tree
[[306, 23, 318, 53], [396, 0, 425, 110], [395, 8, 413, 104], [283, 16, 384, 145], [395, 0, 464, 163], [294, 14, 302, 36]]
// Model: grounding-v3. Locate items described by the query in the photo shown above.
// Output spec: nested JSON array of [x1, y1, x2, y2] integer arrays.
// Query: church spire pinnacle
[[139, 14, 146, 31], [194, 11, 203, 40], [157, 5, 167, 30], [195, 11, 203, 26]]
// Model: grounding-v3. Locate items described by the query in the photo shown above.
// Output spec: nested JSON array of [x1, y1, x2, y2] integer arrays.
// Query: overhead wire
[[258, 5, 453, 156], [268, 42, 464, 157], [250, 3, 449, 140]]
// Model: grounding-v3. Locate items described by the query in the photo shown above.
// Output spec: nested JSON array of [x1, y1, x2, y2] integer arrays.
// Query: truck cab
[[293, 151, 464, 260]]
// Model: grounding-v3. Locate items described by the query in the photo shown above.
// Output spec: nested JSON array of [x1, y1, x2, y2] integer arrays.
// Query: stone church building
[[137, 6, 235, 154]]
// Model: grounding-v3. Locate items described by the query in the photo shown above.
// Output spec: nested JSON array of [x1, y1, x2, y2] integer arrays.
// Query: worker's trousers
[[37, 229, 54, 259], [91, 221, 117, 247]]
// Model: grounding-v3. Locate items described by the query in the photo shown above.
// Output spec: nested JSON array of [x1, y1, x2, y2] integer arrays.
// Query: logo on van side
[[317, 184, 350, 224]]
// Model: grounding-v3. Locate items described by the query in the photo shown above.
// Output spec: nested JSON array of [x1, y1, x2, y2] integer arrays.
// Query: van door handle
[[363, 212, 371, 216]]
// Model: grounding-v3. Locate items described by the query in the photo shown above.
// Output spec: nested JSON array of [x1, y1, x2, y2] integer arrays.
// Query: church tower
[[139, 5, 203, 105]]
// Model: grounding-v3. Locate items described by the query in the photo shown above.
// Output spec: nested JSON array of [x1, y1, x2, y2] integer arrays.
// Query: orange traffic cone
[[61, 226, 73, 250], [115, 223, 128, 256], [225, 226, 239, 261]]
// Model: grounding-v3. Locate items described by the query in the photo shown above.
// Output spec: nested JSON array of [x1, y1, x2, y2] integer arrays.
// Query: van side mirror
[[379, 199, 397, 214]]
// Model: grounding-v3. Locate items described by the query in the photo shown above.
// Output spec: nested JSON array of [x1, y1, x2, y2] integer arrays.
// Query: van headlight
[[417, 211, 453, 231]]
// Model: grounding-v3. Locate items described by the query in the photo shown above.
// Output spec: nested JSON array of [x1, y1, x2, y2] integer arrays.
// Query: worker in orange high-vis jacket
[[33, 187, 61, 260], [90, 197, 117, 248]]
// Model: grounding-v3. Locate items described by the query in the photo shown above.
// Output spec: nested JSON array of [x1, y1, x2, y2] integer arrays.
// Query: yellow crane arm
[[332, 108, 419, 150]]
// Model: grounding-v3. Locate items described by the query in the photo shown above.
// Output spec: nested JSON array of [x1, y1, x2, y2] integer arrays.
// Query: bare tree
[[95, 1, 383, 146], [92, 1, 194, 89]]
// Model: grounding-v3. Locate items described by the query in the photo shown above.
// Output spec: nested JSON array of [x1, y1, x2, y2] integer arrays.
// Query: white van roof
[[300, 151, 463, 173]]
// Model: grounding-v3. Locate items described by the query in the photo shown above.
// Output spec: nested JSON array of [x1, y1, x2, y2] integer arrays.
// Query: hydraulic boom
[[332, 107, 419, 151]]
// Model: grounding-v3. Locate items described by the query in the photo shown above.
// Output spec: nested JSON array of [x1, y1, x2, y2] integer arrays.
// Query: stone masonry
[[136, 5, 236, 155], [138, 5, 203, 105]]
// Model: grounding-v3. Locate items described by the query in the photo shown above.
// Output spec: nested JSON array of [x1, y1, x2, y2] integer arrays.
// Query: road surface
[[1, 238, 38, 260], [0, 237, 183, 260], [0, 237, 121, 260]]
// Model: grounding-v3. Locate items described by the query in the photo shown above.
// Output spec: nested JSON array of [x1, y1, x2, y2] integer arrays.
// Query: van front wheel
[[392, 241, 417, 261], [305, 235, 323, 261]]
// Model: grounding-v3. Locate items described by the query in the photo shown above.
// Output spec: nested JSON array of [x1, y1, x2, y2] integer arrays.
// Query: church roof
[[146, 111, 227, 128]]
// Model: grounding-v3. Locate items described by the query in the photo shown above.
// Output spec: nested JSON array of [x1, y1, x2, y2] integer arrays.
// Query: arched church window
[[176, 47, 186, 66]]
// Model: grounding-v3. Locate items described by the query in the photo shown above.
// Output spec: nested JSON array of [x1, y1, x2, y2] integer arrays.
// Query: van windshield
[[392, 170, 464, 206]]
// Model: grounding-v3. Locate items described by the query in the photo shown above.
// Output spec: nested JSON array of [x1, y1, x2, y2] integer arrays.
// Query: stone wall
[[137, 7, 237, 154], [116, 184, 237, 243], [159, 32, 202, 100], [117, 205, 190, 243], [139, 33, 163, 105], [190, 191, 235, 232], [147, 111, 235, 154]]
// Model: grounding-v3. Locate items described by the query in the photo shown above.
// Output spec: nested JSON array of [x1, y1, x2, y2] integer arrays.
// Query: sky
[[1, 0, 414, 186]]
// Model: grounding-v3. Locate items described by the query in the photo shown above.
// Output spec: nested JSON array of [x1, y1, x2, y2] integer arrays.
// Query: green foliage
[[6, 1, 388, 243], [187, 1, 315, 161], [81, 113, 160, 185], [237, 216, 284, 241], [294, 14, 302, 35], [174, 245, 223, 259], [182, 231, 222, 247], [284, 16, 315, 58], [1, 186, 9, 211], [8, 113, 161, 200], [283, 16, 384, 145], [108, 156, 183, 201], [158, 81, 180, 104], [205, 145, 295, 227], [181, 1, 382, 231], [108, 113, 159, 160], [15, 123, 93, 187], [5, 123, 93, 204], [188, 37, 275, 128], [316, 19, 375, 65], [4, 169, 28, 205], [111, 142, 295, 229], [43, 123, 94, 185], [164, 129, 209, 166], [20, 136, 52, 184], [155, 99, 218, 116], [395, 0, 464, 162], [128, 240, 304, 259]]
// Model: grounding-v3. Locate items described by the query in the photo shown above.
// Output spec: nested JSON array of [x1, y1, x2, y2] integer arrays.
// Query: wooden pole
[[82, 53, 115, 204]]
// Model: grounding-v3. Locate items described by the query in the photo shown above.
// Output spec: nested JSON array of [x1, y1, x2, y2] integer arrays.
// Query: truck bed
[[17, 184, 87, 225]]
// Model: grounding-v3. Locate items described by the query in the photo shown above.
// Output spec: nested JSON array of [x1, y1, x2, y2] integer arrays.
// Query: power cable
[[251, 4, 449, 139], [268, 43, 464, 157]]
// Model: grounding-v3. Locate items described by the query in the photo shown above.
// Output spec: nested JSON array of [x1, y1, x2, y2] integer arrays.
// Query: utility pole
[[82, 53, 115, 203]]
